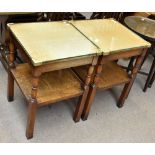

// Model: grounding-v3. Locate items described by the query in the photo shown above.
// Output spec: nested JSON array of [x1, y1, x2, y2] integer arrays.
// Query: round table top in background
[[124, 16, 155, 42]]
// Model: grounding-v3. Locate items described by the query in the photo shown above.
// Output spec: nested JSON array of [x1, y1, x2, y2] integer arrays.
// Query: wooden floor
[[73, 62, 130, 90], [11, 64, 83, 106]]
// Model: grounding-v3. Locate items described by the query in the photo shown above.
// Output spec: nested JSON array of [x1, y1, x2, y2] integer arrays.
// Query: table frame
[[7, 21, 148, 139], [77, 48, 147, 121], [7, 31, 99, 139]]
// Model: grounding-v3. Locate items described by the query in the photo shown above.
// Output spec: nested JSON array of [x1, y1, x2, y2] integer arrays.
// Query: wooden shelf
[[72, 62, 130, 90], [11, 63, 83, 107]]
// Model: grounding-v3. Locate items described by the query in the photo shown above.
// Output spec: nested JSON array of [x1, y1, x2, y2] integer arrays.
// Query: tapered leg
[[7, 73, 14, 101], [117, 49, 147, 107], [81, 86, 97, 121], [73, 88, 89, 122], [73, 57, 98, 122], [26, 100, 37, 139], [81, 56, 103, 121], [26, 71, 40, 139], [143, 57, 155, 92]]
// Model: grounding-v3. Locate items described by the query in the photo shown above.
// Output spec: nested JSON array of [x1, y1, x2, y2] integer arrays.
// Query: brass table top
[[8, 21, 99, 66], [70, 19, 150, 55], [8, 19, 150, 66]]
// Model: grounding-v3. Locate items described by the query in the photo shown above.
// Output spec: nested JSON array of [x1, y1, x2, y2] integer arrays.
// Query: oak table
[[7, 19, 150, 139], [124, 16, 155, 92], [7, 21, 100, 139], [71, 19, 150, 120]]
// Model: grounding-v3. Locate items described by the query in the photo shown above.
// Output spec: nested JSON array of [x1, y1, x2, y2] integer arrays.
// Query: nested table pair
[[7, 19, 150, 139]]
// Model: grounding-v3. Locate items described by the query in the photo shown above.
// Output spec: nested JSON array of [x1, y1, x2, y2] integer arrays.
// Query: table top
[[70, 19, 150, 55], [8, 21, 99, 66], [124, 16, 155, 41], [8, 19, 150, 67]]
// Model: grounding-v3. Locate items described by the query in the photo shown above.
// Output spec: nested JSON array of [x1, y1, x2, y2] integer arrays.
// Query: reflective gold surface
[[70, 19, 150, 55], [8, 22, 99, 66]]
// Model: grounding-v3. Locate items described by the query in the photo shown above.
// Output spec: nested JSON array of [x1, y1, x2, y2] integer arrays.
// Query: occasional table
[[70, 19, 150, 120], [124, 16, 155, 92], [7, 21, 100, 139], [7, 19, 150, 139]]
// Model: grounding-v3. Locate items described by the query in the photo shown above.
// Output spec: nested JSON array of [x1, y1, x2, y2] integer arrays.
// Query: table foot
[[117, 102, 124, 108], [7, 96, 14, 102], [81, 114, 88, 121]]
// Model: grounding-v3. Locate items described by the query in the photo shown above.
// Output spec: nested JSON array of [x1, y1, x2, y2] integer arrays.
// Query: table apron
[[10, 31, 97, 73], [101, 49, 144, 64]]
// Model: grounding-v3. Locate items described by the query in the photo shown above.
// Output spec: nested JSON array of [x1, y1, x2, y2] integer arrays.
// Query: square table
[[7, 19, 150, 139], [70, 19, 150, 120], [7, 21, 100, 139]]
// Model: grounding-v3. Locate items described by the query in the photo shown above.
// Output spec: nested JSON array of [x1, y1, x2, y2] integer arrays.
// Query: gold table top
[[8, 19, 150, 66], [70, 19, 150, 55], [8, 21, 99, 66]]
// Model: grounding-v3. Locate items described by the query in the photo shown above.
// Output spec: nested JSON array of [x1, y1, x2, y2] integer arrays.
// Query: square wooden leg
[[81, 86, 97, 121], [7, 72, 14, 102], [26, 101, 37, 139], [143, 57, 155, 92], [26, 70, 40, 139], [148, 71, 155, 88], [117, 50, 147, 107], [73, 89, 89, 122]]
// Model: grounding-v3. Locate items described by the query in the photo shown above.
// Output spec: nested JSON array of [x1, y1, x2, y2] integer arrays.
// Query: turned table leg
[[81, 56, 103, 121], [117, 49, 147, 108], [7, 41, 15, 102], [73, 57, 98, 122], [26, 71, 40, 139]]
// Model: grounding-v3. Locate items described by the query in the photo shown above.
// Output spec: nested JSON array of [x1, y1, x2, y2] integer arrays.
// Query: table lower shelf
[[72, 62, 131, 90], [11, 63, 84, 106]]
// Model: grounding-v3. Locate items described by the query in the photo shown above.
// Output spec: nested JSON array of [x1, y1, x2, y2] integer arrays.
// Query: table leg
[[81, 57, 103, 121], [117, 50, 147, 107], [140, 47, 151, 69], [148, 71, 155, 88], [26, 71, 40, 139], [73, 58, 97, 122], [7, 41, 15, 101], [127, 56, 135, 73], [143, 56, 155, 92]]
